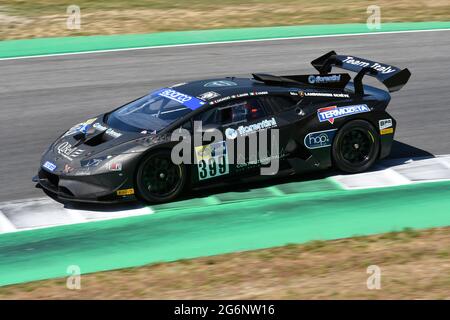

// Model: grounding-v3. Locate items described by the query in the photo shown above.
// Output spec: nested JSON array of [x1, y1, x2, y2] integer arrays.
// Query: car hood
[[44, 116, 171, 169]]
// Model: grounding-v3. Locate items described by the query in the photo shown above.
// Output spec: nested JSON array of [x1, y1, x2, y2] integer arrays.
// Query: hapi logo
[[304, 129, 337, 149]]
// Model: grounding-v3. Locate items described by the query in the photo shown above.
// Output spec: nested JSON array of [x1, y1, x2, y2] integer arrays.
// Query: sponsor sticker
[[154, 88, 205, 110], [204, 80, 237, 87], [93, 123, 122, 138], [43, 161, 57, 172], [106, 129, 122, 138], [342, 56, 397, 74], [236, 149, 288, 171], [237, 117, 277, 138], [63, 164, 74, 174], [209, 92, 264, 105], [195, 141, 227, 161], [116, 188, 134, 196], [304, 129, 338, 149], [74, 168, 91, 176], [379, 118, 393, 130], [63, 118, 97, 137], [225, 117, 277, 139], [198, 91, 220, 100], [56, 141, 84, 161], [249, 91, 268, 96], [303, 92, 350, 98], [380, 127, 394, 135], [80, 157, 104, 167], [225, 128, 238, 140], [109, 162, 122, 171], [210, 96, 232, 105], [317, 104, 370, 124], [308, 74, 341, 84]]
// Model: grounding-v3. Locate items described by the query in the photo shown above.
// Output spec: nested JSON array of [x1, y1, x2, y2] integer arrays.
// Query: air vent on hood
[[83, 130, 115, 146], [72, 130, 115, 146]]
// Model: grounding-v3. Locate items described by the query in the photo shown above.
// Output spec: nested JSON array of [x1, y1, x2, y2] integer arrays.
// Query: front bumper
[[33, 168, 136, 203]]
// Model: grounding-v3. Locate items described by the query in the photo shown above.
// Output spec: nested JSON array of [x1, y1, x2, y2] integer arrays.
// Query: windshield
[[107, 88, 205, 132]]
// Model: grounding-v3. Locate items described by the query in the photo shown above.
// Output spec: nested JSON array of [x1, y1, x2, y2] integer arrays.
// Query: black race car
[[33, 51, 410, 203]]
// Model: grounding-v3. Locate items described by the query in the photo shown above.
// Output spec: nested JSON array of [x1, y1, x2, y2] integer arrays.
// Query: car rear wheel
[[136, 150, 186, 203], [332, 120, 380, 173]]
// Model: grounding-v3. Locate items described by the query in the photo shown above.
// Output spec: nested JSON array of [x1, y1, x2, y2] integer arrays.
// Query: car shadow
[[61, 140, 433, 212], [387, 140, 433, 160]]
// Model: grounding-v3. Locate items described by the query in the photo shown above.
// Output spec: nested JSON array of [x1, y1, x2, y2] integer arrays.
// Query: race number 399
[[198, 155, 228, 180]]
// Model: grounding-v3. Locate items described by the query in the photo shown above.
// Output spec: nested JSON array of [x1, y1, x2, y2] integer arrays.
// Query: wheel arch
[[133, 145, 190, 203]]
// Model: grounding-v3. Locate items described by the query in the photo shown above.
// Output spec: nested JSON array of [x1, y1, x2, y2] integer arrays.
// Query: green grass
[[0, 227, 448, 299], [0, 0, 449, 40]]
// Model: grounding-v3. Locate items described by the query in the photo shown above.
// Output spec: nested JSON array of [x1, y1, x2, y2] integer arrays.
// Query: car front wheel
[[136, 150, 186, 203]]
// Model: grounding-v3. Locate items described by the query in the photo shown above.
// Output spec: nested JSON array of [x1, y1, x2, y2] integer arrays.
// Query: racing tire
[[136, 150, 187, 203], [332, 120, 380, 173]]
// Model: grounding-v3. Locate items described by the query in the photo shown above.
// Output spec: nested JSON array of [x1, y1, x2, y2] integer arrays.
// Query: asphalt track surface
[[0, 30, 449, 202]]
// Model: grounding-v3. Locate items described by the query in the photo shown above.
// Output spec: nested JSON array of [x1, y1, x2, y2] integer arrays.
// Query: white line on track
[[0, 210, 17, 232], [333, 155, 450, 190], [0, 198, 154, 234], [0, 28, 449, 62], [436, 157, 450, 169], [65, 209, 87, 223], [384, 167, 413, 184]]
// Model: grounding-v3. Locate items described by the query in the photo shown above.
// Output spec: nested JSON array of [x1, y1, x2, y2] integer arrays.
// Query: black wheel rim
[[141, 155, 182, 198], [340, 128, 373, 165]]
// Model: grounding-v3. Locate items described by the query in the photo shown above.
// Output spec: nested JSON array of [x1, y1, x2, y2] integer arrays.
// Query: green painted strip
[[1, 22, 449, 59], [0, 180, 449, 287]]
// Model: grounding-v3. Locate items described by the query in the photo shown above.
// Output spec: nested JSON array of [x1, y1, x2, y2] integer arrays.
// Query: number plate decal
[[195, 141, 229, 181]]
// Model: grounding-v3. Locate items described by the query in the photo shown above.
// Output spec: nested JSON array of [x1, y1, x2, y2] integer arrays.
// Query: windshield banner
[[154, 88, 206, 110]]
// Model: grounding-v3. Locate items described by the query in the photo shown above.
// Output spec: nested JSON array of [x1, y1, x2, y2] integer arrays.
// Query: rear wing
[[311, 51, 411, 95]]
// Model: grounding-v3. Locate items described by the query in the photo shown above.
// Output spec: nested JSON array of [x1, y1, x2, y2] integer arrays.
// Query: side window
[[193, 108, 219, 127], [265, 96, 297, 113], [181, 119, 192, 131], [219, 98, 267, 125]]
